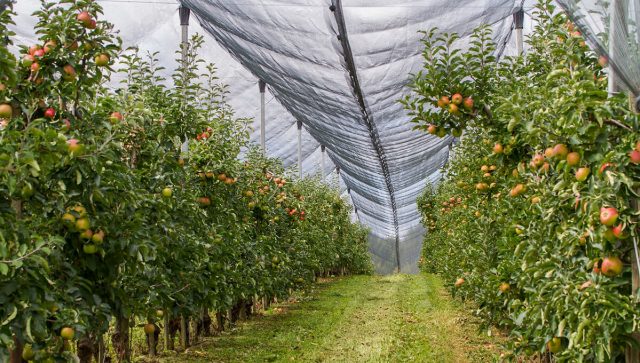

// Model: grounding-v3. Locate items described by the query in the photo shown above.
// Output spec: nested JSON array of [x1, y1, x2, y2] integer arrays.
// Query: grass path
[[160, 274, 502, 363]]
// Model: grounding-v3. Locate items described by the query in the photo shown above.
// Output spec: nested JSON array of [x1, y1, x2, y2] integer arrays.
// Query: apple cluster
[[60, 205, 106, 255]]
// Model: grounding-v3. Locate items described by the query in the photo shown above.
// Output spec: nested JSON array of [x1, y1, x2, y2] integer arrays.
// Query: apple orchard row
[[0, 2, 371, 363]]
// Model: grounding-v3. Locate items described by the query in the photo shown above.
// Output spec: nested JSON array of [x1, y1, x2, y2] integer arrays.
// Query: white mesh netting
[[12, 0, 540, 273]]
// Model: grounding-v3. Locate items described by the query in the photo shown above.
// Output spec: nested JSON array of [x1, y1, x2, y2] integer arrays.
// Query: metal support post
[[514, 8, 524, 55], [297, 120, 302, 179], [320, 145, 326, 178], [259, 80, 266, 153]]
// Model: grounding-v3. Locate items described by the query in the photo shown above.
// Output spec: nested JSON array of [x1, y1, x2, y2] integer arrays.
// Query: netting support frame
[[259, 80, 266, 153], [332, 0, 401, 273], [297, 120, 303, 179], [514, 8, 524, 55]]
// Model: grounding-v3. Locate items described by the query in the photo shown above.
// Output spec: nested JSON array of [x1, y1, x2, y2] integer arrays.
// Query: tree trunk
[[9, 336, 24, 363], [626, 193, 640, 362], [199, 307, 211, 337], [215, 311, 224, 332], [96, 334, 105, 363], [164, 312, 173, 351], [191, 317, 198, 345], [77, 334, 96, 363], [111, 315, 130, 362], [180, 315, 189, 350], [148, 330, 157, 357], [238, 301, 247, 321], [10, 203, 24, 363]]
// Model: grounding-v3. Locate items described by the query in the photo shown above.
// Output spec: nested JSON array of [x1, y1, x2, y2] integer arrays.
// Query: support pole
[[297, 120, 303, 179], [179, 6, 191, 153], [259, 80, 266, 153], [608, 0, 627, 96], [513, 8, 524, 55], [320, 145, 326, 179], [179, 7, 190, 66]]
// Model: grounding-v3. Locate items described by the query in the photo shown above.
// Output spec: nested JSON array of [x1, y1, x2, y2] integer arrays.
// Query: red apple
[[448, 103, 460, 115], [552, 144, 569, 159], [427, 124, 437, 134], [437, 96, 450, 108], [612, 224, 625, 238], [109, 112, 123, 124], [79, 229, 93, 240], [67, 138, 82, 153], [62, 119, 71, 131], [630, 150, 640, 164], [92, 230, 105, 244], [77, 11, 93, 28], [33, 48, 45, 58], [541, 162, 550, 174], [0, 103, 12, 119], [493, 143, 503, 154], [88, 19, 97, 29], [66, 41, 79, 51], [599, 162, 613, 174], [601, 256, 623, 277], [30, 62, 40, 72], [28, 45, 41, 56], [44, 108, 55, 119], [600, 207, 619, 226], [593, 259, 602, 274], [462, 97, 474, 110], [544, 147, 555, 158], [575, 167, 590, 181], [598, 55, 608, 67], [22, 54, 35, 67], [566, 152, 580, 166], [197, 197, 211, 206], [62, 64, 76, 81], [43, 40, 57, 53], [475, 183, 488, 192], [530, 154, 545, 168], [509, 183, 525, 197], [451, 93, 463, 105]]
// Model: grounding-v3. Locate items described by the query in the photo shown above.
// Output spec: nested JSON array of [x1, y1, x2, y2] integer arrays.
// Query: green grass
[[156, 274, 503, 363]]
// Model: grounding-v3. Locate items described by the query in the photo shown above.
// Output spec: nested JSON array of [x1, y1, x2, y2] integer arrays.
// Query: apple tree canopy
[[11, 0, 633, 273]]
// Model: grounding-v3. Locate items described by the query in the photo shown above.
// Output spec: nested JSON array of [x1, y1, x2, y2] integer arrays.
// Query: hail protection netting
[[11, 0, 529, 273], [557, 0, 640, 102]]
